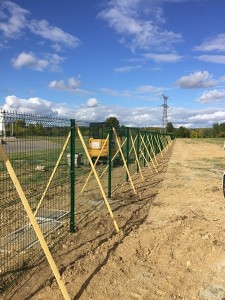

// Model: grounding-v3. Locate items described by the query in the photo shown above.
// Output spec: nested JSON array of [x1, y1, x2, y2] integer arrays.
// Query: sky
[[1, 0, 225, 128]]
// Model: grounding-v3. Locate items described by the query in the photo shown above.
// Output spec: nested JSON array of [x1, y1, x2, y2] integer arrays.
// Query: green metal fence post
[[152, 132, 155, 154], [144, 131, 147, 166], [70, 119, 75, 233], [126, 127, 130, 182], [159, 133, 163, 151], [148, 132, 151, 162], [108, 125, 112, 198], [136, 128, 140, 172], [155, 133, 159, 154]]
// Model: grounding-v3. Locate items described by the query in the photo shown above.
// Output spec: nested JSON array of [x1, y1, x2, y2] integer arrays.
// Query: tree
[[27, 124, 35, 134], [166, 122, 175, 133], [202, 128, 213, 138], [220, 122, 225, 133], [35, 123, 44, 135], [13, 119, 26, 136], [176, 126, 190, 138], [15, 119, 26, 128], [190, 129, 198, 138], [105, 116, 120, 129], [213, 123, 220, 137]]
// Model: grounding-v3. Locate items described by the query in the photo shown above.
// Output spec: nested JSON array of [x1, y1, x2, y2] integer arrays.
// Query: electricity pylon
[[161, 94, 169, 132]]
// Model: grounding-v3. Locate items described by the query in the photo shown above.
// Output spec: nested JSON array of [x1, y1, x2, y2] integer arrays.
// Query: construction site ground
[[3, 138, 225, 300]]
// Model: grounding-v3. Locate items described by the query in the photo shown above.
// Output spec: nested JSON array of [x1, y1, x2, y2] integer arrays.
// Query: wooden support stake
[[159, 135, 167, 153], [140, 133, 158, 173], [129, 131, 144, 182], [99, 137, 127, 179], [113, 128, 137, 194], [164, 136, 170, 151], [139, 149, 154, 173], [81, 135, 109, 193], [77, 126, 119, 233], [167, 135, 172, 147], [166, 135, 172, 149], [160, 135, 171, 153], [128, 134, 138, 156], [0, 144, 71, 300], [122, 135, 138, 171], [148, 135, 158, 166], [155, 135, 163, 157], [34, 132, 71, 217]]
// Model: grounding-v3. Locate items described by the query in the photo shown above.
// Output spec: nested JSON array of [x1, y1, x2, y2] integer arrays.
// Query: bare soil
[[3, 138, 225, 300]]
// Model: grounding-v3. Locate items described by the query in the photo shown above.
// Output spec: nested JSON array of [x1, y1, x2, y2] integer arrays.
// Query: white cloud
[[3, 95, 58, 116], [0, 0, 80, 48], [86, 98, 99, 108], [51, 43, 62, 52], [196, 55, 225, 64], [48, 80, 65, 90], [194, 33, 225, 52], [0, 1, 29, 38], [45, 53, 66, 72], [100, 87, 133, 98], [196, 89, 225, 104], [47, 53, 65, 65], [174, 71, 217, 89], [135, 85, 163, 95], [114, 65, 142, 72], [188, 111, 225, 122], [220, 76, 225, 83], [68, 77, 80, 89], [28, 19, 80, 47], [98, 0, 182, 52], [169, 107, 225, 128], [2, 94, 225, 128], [144, 52, 183, 63], [11, 52, 66, 71], [100, 84, 164, 99], [48, 78, 80, 90], [12, 52, 49, 71], [48, 77, 88, 94]]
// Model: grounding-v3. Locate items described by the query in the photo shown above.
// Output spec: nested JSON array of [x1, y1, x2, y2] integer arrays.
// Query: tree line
[[3, 117, 225, 138], [4, 119, 68, 137], [165, 122, 225, 138]]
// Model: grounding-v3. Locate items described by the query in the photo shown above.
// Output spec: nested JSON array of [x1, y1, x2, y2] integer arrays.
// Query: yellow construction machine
[[89, 122, 121, 163]]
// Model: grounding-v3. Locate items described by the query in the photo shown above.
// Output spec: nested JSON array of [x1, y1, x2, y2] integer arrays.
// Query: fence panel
[[0, 111, 70, 288]]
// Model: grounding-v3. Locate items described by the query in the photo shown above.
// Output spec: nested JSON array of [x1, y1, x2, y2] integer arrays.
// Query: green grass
[[199, 157, 225, 169], [197, 138, 225, 145], [181, 138, 224, 146]]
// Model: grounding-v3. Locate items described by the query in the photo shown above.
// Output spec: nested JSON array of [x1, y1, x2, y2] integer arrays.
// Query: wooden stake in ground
[[159, 135, 167, 153], [81, 134, 109, 193], [139, 133, 158, 173], [147, 134, 158, 166], [77, 126, 120, 233], [34, 131, 71, 217], [155, 134, 163, 157], [113, 127, 137, 195], [0, 143, 71, 300], [99, 137, 127, 179], [129, 131, 144, 182]]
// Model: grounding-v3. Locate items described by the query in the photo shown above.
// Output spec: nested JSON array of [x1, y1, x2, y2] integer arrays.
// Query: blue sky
[[1, 0, 225, 128]]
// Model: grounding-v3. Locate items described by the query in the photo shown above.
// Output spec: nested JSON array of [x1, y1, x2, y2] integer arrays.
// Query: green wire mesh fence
[[0, 111, 71, 288], [0, 111, 175, 291]]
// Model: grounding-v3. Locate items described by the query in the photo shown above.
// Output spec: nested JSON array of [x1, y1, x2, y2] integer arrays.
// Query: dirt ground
[[3, 138, 225, 300]]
